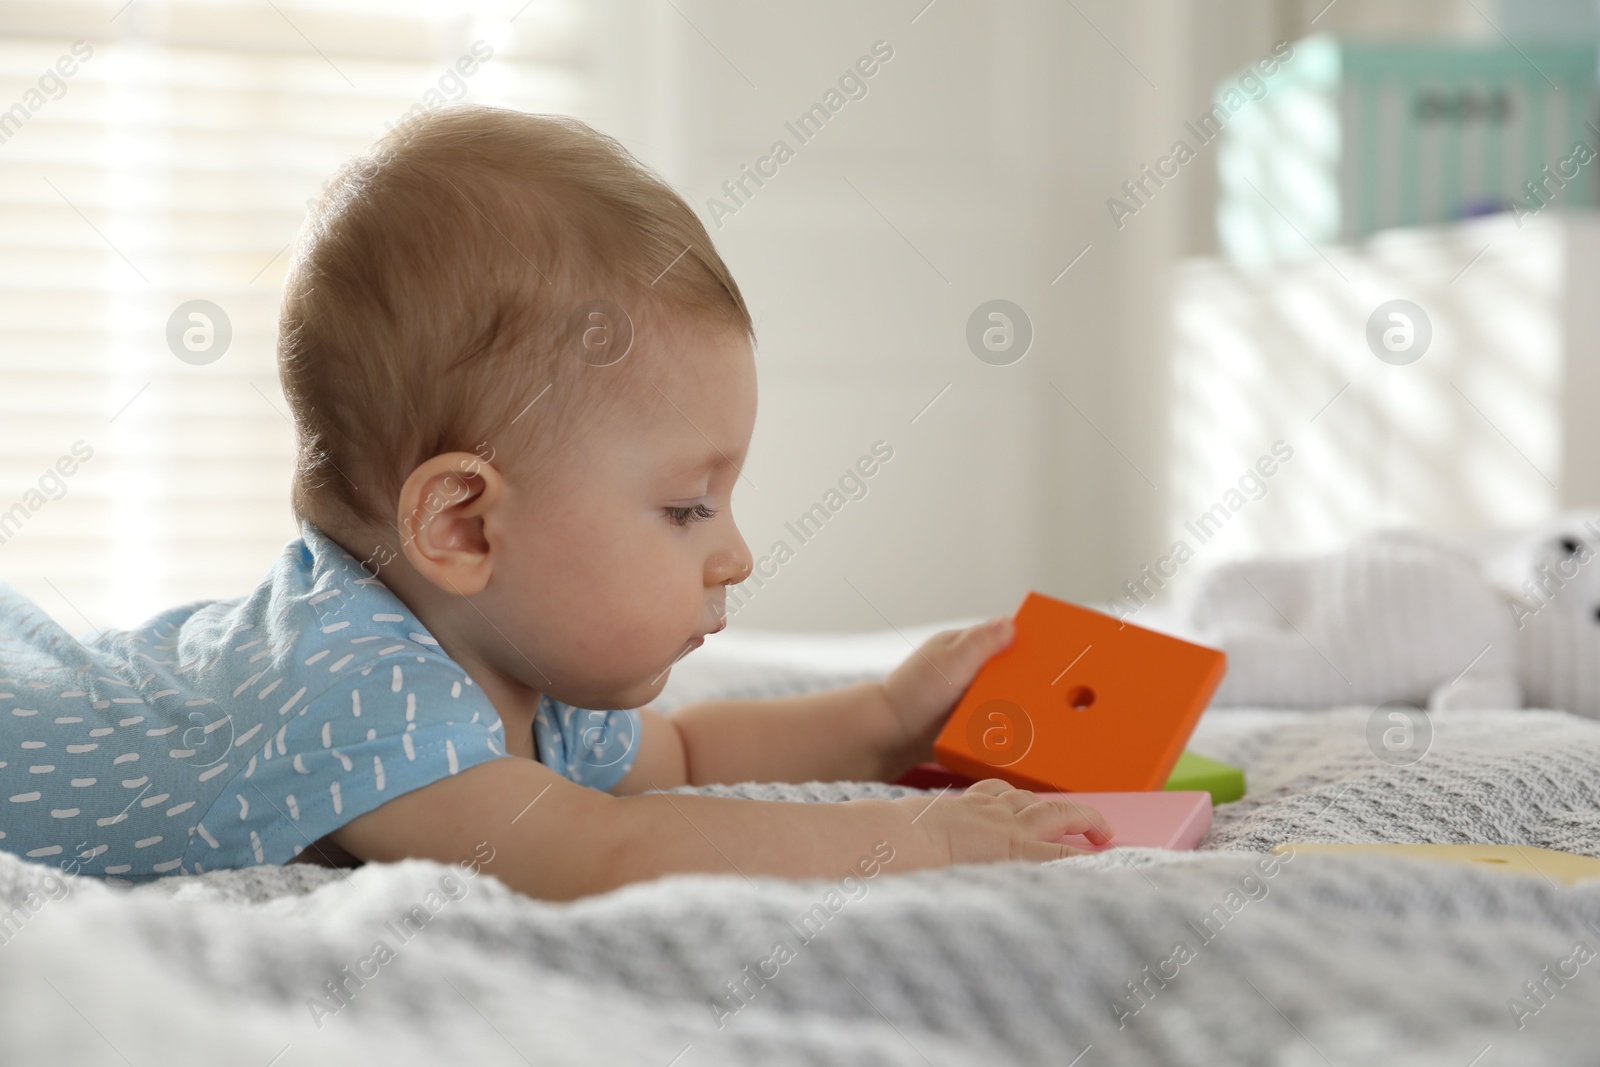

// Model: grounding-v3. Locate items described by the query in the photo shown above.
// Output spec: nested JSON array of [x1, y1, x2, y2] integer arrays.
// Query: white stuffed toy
[[1488, 513, 1600, 720], [1185, 528, 1522, 711]]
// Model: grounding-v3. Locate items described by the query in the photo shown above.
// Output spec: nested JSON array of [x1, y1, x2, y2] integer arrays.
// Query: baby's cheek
[[534, 510, 708, 666], [607, 554, 703, 643]]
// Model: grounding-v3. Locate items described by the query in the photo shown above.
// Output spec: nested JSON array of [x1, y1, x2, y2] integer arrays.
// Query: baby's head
[[278, 106, 757, 710]]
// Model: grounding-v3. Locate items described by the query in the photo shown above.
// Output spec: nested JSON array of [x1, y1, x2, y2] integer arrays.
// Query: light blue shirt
[[0, 521, 639, 883]]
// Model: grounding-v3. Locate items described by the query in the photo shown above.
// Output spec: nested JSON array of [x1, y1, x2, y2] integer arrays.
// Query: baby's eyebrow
[[663, 450, 734, 481]]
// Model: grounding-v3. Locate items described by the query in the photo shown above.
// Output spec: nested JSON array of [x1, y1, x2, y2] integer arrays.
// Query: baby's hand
[[894, 778, 1114, 864], [881, 615, 1015, 765]]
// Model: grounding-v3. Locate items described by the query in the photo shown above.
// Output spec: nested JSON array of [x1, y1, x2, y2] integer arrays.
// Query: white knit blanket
[[4, 649, 1600, 1065]]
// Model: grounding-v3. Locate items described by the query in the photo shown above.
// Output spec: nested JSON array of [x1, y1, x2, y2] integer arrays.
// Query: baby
[[0, 106, 1109, 899]]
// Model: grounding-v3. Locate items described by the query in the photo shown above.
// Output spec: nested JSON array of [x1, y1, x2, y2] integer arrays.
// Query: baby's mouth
[[682, 620, 723, 653], [691, 618, 726, 644]]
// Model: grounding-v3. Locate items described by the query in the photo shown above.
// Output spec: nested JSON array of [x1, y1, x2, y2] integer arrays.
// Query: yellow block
[[1272, 843, 1600, 886]]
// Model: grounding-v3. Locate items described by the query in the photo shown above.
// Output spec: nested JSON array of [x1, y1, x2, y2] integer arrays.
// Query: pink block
[[1041, 790, 1213, 852]]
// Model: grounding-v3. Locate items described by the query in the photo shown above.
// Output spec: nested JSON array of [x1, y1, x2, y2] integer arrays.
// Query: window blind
[[0, 0, 585, 632]]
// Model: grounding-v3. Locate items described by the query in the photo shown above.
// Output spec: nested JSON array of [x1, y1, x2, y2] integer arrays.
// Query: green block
[[1164, 750, 1246, 805]]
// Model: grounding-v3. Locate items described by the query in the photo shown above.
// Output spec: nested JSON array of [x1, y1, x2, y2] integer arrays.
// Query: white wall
[[1159, 213, 1588, 607], [580, 0, 1600, 633]]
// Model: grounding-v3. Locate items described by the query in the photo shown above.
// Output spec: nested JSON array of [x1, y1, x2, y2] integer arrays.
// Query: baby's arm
[[611, 617, 1017, 792], [327, 754, 1110, 901], [611, 681, 907, 791]]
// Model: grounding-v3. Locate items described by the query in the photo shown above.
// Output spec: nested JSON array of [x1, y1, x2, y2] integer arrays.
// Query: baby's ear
[[394, 452, 505, 596]]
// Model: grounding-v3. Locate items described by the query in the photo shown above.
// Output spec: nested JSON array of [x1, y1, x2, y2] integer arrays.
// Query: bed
[[3, 620, 1599, 1066]]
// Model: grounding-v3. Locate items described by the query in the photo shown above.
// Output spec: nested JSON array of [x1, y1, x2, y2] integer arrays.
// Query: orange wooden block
[[933, 592, 1227, 793]]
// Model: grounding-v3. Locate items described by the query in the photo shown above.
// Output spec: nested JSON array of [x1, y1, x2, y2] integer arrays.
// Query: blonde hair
[[277, 105, 752, 538]]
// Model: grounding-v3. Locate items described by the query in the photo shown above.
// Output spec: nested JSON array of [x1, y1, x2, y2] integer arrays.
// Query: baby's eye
[[665, 503, 718, 527]]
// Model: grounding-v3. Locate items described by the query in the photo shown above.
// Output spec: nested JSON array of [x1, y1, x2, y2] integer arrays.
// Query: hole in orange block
[[1065, 685, 1095, 710]]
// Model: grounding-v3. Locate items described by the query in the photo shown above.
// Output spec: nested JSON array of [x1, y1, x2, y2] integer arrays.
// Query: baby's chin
[[560, 666, 672, 712], [551, 635, 701, 709], [613, 669, 673, 710]]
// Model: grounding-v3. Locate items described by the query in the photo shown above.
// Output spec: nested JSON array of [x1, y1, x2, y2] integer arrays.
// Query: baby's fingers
[[929, 616, 1015, 679], [1021, 796, 1115, 845]]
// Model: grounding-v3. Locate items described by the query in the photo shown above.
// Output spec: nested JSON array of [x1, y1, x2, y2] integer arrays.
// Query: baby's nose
[[704, 545, 752, 587]]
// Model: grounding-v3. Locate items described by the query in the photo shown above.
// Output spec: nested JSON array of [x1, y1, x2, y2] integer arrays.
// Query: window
[[0, 0, 585, 631]]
